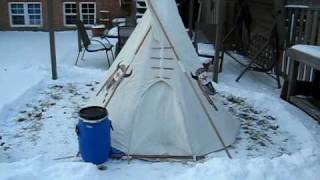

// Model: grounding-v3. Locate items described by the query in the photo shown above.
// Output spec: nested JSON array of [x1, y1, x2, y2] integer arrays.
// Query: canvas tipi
[[88, 0, 239, 158]]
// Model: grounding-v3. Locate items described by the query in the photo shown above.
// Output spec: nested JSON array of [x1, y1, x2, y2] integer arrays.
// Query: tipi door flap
[[128, 80, 192, 155]]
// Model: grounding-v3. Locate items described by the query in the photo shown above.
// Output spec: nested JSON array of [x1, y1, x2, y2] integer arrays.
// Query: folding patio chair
[[75, 21, 114, 67]]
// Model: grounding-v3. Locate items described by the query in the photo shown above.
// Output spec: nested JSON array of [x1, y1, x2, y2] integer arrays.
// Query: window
[[80, 3, 96, 25], [63, 2, 77, 25], [63, 2, 96, 26], [9, 2, 42, 27]]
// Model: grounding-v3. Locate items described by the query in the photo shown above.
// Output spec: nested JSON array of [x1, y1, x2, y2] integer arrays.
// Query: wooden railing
[[281, 5, 320, 81]]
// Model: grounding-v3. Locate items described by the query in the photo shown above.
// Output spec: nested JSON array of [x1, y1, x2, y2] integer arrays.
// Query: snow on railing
[[281, 5, 320, 81]]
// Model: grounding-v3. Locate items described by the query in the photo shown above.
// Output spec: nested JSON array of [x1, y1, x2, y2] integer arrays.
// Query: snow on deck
[[0, 31, 319, 180]]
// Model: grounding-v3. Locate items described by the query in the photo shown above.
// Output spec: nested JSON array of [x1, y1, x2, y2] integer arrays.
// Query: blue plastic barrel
[[76, 106, 111, 165]]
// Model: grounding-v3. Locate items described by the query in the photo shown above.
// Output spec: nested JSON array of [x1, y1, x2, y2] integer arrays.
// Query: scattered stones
[[51, 94, 61, 100], [17, 118, 27, 122], [220, 93, 291, 158], [1, 81, 99, 161], [34, 113, 42, 119]]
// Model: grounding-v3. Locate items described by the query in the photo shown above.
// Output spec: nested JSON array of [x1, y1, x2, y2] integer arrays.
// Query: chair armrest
[[102, 35, 119, 39], [99, 35, 116, 45]]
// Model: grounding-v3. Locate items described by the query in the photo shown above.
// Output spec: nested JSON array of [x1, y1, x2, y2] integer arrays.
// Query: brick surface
[[0, 0, 130, 30]]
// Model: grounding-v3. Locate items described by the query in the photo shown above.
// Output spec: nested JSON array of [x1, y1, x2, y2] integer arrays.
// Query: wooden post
[[131, 0, 137, 26], [47, 0, 57, 80], [76, 0, 81, 53], [286, 60, 299, 101], [213, 0, 225, 82], [188, 0, 195, 31]]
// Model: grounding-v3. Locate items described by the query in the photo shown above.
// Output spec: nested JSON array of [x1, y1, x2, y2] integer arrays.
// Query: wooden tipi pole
[[213, 0, 225, 82]]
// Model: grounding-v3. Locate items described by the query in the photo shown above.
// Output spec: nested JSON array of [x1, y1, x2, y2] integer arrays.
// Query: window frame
[[63, 2, 96, 27], [8, 2, 42, 27], [63, 2, 77, 27], [80, 2, 96, 26]]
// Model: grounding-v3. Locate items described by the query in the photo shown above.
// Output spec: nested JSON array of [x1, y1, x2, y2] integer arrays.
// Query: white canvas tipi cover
[[88, 0, 239, 157]]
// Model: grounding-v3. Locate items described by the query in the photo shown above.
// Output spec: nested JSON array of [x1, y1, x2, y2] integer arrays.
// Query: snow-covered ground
[[0, 31, 319, 180]]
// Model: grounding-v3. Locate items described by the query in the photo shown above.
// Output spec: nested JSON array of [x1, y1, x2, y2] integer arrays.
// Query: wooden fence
[[282, 5, 320, 81]]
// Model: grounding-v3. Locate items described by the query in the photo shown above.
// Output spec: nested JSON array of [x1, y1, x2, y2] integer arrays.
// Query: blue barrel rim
[[79, 106, 108, 123]]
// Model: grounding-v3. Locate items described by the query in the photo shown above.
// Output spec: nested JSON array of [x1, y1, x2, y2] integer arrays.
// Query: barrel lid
[[79, 106, 108, 121]]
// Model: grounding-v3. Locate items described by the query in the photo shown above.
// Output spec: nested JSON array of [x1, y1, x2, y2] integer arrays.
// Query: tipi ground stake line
[[146, 0, 232, 159]]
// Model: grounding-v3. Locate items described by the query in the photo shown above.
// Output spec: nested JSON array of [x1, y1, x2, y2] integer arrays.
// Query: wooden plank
[[287, 48, 320, 70], [298, 9, 305, 43], [317, 19, 320, 44], [310, 11, 319, 44], [304, 10, 313, 44], [304, 66, 312, 81], [286, 60, 299, 101], [280, 51, 287, 77], [298, 64, 304, 80], [290, 96, 320, 122], [213, 0, 225, 82], [292, 9, 299, 44], [310, 68, 315, 81]]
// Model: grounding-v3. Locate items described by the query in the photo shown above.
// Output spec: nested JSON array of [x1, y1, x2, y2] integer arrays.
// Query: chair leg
[[236, 61, 254, 82], [219, 51, 225, 72], [81, 50, 86, 61], [276, 72, 281, 89], [105, 50, 111, 67], [275, 63, 281, 89], [111, 49, 115, 62], [75, 50, 82, 65]]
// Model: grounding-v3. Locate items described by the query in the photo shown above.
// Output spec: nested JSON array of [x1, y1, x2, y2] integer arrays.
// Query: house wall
[[0, 0, 130, 31]]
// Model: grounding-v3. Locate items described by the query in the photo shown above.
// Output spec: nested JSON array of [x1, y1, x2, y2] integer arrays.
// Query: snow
[[107, 26, 118, 37], [291, 45, 320, 58], [197, 43, 215, 56], [285, 5, 310, 9], [0, 31, 320, 179], [91, 25, 106, 29]]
